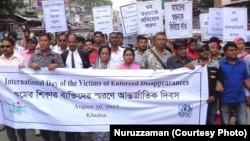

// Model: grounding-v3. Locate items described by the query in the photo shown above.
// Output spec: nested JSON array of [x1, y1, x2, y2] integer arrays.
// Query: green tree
[[70, 0, 112, 12], [0, 0, 26, 18]]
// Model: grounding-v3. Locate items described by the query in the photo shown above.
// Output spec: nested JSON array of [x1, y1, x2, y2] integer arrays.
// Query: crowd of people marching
[[0, 26, 250, 141]]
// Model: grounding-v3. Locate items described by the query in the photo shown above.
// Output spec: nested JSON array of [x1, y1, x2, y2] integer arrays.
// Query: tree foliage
[[69, 0, 112, 11], [0, 0, 26, 17]]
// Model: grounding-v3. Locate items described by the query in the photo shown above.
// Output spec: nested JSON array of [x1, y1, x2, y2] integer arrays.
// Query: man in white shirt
[[60, 33, 90, 141], [53, 33, 68, 54], [61, 33, 90, 68], [109, 32, 124, 69], [0, 37, 26, 141]]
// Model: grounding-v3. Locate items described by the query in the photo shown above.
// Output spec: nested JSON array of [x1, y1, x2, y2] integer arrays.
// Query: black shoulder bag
[[150, 49, 167, 69]]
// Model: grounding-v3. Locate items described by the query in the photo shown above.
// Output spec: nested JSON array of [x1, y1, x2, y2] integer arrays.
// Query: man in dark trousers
[[61, 33, 90, 141], [192, 43, 220, 124], [218, 42, 250, 125], [29, 33, 65, 141], [61, 33, 90, 69]]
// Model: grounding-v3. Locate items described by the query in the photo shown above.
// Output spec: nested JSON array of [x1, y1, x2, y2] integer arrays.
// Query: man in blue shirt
[[218, 42, 250, 125]]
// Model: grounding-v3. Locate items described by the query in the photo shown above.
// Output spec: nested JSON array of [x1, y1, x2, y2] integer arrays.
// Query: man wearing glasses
[[53, 33, 68, 54], [0, 37, 27, 141], [21, 37, 38, 64], [192, 43, 220, 125]]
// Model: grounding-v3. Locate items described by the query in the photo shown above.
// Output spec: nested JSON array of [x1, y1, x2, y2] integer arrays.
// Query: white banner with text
[[0, 66, 208, 132]]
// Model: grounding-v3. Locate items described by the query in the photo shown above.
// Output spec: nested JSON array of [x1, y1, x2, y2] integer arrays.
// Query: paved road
[[0, 130, 93, 141]]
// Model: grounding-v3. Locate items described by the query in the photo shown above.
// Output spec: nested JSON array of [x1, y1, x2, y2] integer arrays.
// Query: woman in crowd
[[92, 45, 111, 69], [208, 37, 223, 62], [92, 45, 111, 141], [234, 37, 248, 60], [186, 38, 198, 60], [118, 48, 140, 69], [235, 37, 250, 124]]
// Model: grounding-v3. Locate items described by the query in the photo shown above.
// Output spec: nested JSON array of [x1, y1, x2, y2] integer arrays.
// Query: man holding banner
[[0, 37, 27, 141], [192, 43, 220, 125], [29, 33, 64, 141]]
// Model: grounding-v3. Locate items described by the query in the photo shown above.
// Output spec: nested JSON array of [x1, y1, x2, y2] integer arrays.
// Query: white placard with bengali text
[[199, 13, 209, 41], [42, 0, 67, 33], [137, 1, 163, 35], [222, 7, 247, 41], [0, 66, 208, 132], [208, 8, 223, 40], [120, 3, 138, 36], [92, 6, 113, 34], [165, 1, 193, 39]]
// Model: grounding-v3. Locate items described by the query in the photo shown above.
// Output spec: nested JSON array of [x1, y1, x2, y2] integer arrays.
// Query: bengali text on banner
[[0, 66, 208, 132]]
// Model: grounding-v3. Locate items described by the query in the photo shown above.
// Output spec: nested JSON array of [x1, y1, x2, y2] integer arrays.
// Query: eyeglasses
[[59, 39, 66, 42], [0, 45, 11, 48], [199, 49, 209, 53]]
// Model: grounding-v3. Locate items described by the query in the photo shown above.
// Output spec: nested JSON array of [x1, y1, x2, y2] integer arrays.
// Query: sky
[[112, 0, 136, 10]]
